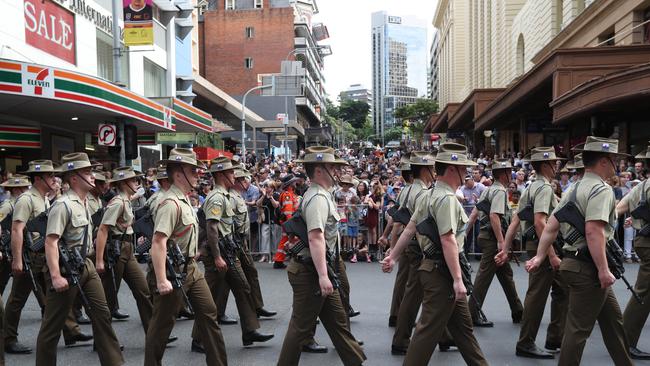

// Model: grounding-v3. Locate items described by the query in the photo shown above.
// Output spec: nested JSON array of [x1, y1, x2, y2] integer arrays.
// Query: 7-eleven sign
[[22, 65, 55, 98]]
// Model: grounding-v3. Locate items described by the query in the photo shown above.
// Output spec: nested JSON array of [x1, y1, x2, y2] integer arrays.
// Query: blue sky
[[315, 0, 437, 101]]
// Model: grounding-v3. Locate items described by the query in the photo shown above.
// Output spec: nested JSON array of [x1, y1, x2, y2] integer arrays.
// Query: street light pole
[[242, 84, 271, 162]]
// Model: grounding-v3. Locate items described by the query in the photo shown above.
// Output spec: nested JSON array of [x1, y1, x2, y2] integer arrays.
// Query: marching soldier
[[389, 151, 438, 355], [95, 167, 176, 344], [191, 156, 273, 352], [382, 142, 487, 365], [502, 147, 567, 358], [215, 166, 276, 328], [145, 165, 170, 218], [380, 155, 411, 327], [466, 159, 523, 326], [614, 144, 650, 359], [278, 146, 366, 366], [8, 160, 92, 355], [0, 175, 31, 295], [73, 169, 109, 325], [527, 136, 633, 365], [145, 148, 227, 366], [36, 153, 122, 366]]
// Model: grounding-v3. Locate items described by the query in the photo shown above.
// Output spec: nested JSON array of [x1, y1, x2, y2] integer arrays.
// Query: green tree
[[338, 100, 370, 130], [394, 98, 439, 144]]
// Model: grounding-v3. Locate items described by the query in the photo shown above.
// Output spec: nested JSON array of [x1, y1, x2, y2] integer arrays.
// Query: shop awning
[[149, 97, 231, 133], [448, 89, 504, 130], [423, 113, 439, 134], [427, 103, 459, 133], [550, 62, 650, 124], [474, 45, 650, 131], [0, 59, 176, 132], [0, 125, 40, 148]]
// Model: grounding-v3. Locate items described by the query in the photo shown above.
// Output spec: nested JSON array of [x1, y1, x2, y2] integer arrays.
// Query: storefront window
[[143, 58, 167, 97], [96, 30, 129, 86]]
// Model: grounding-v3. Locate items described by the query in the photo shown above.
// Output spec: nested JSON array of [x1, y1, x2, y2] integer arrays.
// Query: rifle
[[57, 244, 91, 310], [0, 213, 12, 259], [475, 198, 519, 265], [554, 184, 643, 304], [91, 207, 105, 228], [417, 214, 489, 321], [157, 242, 193, 313], [105, 235, 122, 309], [133, 207, 154, 264]]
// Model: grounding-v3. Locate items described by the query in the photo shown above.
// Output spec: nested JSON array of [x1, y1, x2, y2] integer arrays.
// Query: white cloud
[[314, 0, 438, 103]]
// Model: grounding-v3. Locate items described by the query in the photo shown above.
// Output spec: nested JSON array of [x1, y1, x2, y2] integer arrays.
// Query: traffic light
[[124, 125, 138, 160]]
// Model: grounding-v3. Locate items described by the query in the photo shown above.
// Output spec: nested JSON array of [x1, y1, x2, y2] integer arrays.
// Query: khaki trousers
[[517, 248, 568, 348], [193, 254, 259, 338], [278, 259, 365, 366], [5, 251, 80, 346], [389, 254, 409, 320], [35, 259, 123, 366], [470, 234, 523, 320], [99, 240, 152, 332], [623, 245, 650, 347], [404, 259, 487, 366], [0, 260, 10, 296], [392, 245, 424, 348], [559, 258, 632, 366], [145, 261, 227, 366], [216, 238, 264, 315]]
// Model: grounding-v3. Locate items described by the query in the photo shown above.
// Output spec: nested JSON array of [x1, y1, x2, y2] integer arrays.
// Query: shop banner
[[123, 0, 154, 46], [24, 0, 76, 65]]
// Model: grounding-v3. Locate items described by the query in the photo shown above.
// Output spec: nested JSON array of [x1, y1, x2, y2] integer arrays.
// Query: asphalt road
[[4, 259, 648, 365]]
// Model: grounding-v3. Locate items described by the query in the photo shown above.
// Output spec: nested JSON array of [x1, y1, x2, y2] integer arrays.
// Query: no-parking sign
[[98, 124, 116, 146]]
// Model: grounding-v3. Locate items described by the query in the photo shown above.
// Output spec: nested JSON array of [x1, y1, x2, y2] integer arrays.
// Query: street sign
[[156, 132, 196, 145], [277, 135, 298, 140], [98, 123, 116, 146], [262, 127, 285, 133], [276, 113, 289, 125]]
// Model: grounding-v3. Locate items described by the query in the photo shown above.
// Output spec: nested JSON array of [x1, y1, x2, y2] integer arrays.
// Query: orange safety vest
[[278, 188, 299, 224]]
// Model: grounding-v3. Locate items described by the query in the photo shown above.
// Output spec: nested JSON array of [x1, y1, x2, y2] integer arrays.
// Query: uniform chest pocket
[[70, 214, 89, 228], [181, 209, 196, 226], [235, 203, 247, 215]]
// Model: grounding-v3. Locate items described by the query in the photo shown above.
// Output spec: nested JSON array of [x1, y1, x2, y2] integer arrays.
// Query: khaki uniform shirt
[[555, 172, 615, 252], [202, 184, 235, 237], [101, 191, 134, 235], [396, 183, 410, 207], [517, 176, 556, 249], [87, 194, 103, 216], [154, 184, 198, 257], [0, 196, 17, 223], [625, 180, 650, 248], [229, 188, 249, 235], [299, 182, 340, 258], [412, 180, 467, 253], [146, 189, 165, 220], [406, 179, 428, 214], [46, 190, 93, 254], [477, 181, 509, 235], [14, 187, 50, 241]]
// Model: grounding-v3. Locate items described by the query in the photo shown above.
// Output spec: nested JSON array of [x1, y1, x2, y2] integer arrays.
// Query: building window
[[255, 0, 263, 9], [245, 27, 254, 38], [225, 0, 235, 10], [245, 57, 254, 69], [516, 34, 525, 76], [143, 58, 166, 97], [598, 27, 615, 46], [96, 30, 129, 86]]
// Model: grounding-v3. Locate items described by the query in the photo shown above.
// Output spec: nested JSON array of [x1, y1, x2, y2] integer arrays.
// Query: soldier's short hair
[[166, 163, 184, 184], [582, 151, 610, 168], [434, 163, 449, 177]]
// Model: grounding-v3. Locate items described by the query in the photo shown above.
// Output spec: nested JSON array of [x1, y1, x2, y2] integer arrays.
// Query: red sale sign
[[24, 0, 76, 65]]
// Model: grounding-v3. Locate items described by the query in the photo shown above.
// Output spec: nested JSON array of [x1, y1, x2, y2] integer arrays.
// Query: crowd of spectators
[[0, 145, 646, 264]]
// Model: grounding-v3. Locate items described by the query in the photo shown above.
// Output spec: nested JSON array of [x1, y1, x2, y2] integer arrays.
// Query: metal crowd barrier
[[249, 206, 275, 261]]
